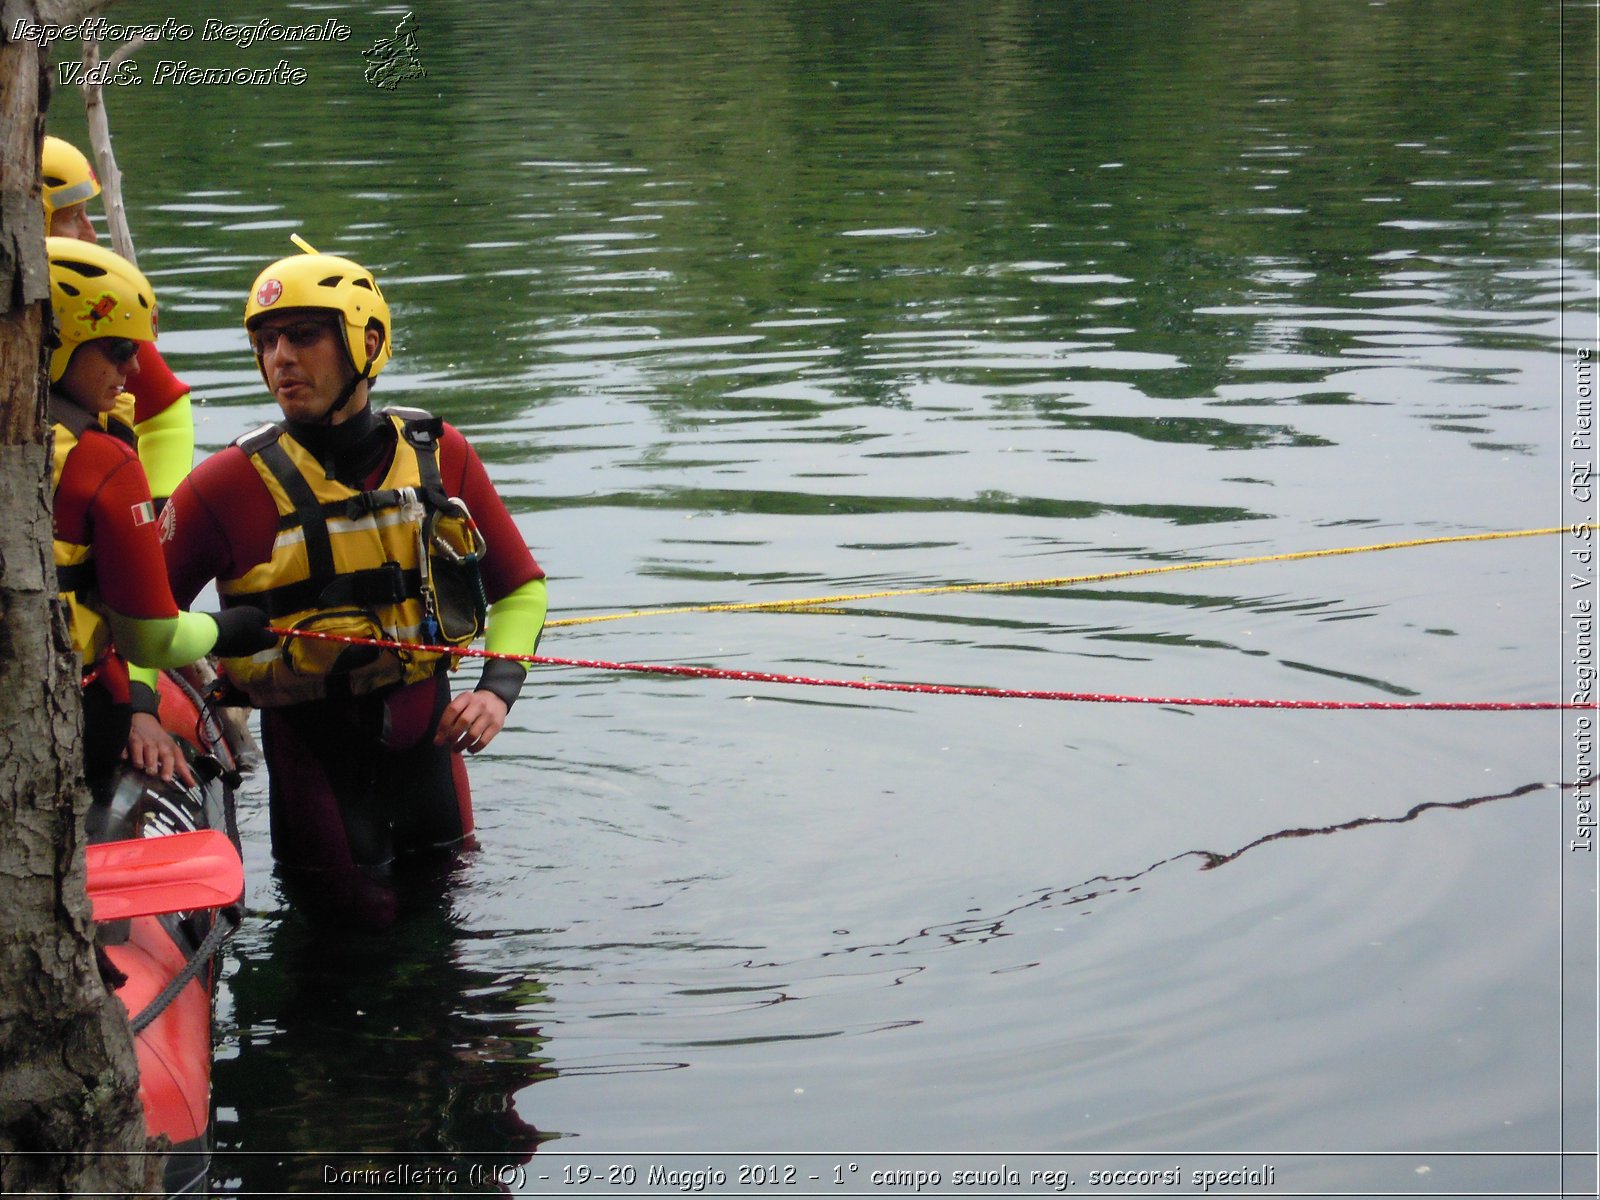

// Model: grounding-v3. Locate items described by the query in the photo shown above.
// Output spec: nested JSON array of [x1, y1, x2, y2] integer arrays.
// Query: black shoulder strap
[[56, 560, 96, 597], [101, 413, 138, 450], [235, 422, 285, 456], [384, 407, 448, 508], [252, 439, 337, 590]]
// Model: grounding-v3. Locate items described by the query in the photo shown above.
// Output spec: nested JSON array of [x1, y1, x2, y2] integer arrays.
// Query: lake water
[[43, 1, 1597, 1194]]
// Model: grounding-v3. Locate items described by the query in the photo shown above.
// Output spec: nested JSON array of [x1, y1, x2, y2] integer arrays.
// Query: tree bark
[[0, 2, 162, 1193]]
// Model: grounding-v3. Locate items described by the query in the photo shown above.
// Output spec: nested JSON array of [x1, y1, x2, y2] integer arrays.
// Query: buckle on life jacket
[[313, 560, 413, 609]]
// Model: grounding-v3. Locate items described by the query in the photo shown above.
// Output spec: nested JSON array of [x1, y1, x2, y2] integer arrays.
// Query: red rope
[[269, 627, 1581, 711]]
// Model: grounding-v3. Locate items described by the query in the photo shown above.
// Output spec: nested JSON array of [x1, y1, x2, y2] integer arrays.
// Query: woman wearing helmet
[[48, 238, 275, 788], [42, 134, 195, 512], [161, 238, 548, 931]]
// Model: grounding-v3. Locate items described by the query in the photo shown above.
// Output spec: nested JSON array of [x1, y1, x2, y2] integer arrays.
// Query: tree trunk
[[0, 5, 161, 1194]]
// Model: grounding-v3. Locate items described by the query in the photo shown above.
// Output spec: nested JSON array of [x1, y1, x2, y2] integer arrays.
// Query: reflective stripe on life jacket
[[216, 408, 464, 706]]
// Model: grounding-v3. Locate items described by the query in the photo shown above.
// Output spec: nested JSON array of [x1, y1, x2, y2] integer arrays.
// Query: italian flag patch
[[130, 500, 156, 527]]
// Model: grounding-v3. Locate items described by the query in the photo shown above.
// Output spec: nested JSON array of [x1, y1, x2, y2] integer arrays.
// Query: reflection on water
[[821, 780, 1572, 962], [40, 0, 1593, 1188], [211, 872, 555, 1193]]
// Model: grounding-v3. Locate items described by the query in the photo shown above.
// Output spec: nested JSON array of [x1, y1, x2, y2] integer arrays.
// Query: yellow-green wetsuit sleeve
[[126, 662, 162, 716], [133, 394, 194, 504], [484, 577, 548, 656], [106, 610, 217, 670], [476, 578, 547, 709]]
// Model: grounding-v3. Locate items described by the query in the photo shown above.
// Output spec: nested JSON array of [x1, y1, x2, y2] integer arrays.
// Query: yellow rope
[[546, 524, 1592, 629]]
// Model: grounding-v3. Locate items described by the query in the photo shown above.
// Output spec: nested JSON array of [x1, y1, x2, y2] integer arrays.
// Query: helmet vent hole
[[352, 278, 374, 291], [64, 260, 108, 279], [58, 282, 80, 297], [43, 174, 66, 187], [318, 274, 343, 287]]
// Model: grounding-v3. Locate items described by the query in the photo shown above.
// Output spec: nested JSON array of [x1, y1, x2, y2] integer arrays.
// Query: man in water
[[161, 239, 548, 930]]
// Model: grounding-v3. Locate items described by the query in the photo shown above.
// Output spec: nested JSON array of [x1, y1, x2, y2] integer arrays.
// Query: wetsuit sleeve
[[133, 394, 194, 504], [128, 343, 190, 425], [435, 427, 544, 709], [161, 447, 276, 608], [484, 578, 547, 656], [126, 662, 162, 717], [475, 578, 547, 709], [78, 451, 218, 669], [90, 454, 181, 622], [437, 426, 543, 602], [107, 611, 219, 669]]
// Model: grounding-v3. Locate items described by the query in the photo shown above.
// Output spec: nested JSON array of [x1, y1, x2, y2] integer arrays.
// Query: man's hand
[[124, 712, 197, 787], [433, 688, 509, 755]]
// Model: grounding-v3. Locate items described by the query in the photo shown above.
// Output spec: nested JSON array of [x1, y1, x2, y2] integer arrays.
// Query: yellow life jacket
[[51, 400, 140, 668], [217, 407, 486, 707], [108, 390, 135, 434], [52, 420, 111, 667]]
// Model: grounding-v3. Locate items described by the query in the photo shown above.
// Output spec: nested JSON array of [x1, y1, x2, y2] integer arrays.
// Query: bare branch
[[105, 36, 144, 70], [80, 40, 135, 263]]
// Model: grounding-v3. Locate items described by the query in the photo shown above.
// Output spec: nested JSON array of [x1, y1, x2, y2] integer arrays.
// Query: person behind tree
[[42, 134, 194, 512], [161, 238, 549, 930], [47, 238, 275, 792]]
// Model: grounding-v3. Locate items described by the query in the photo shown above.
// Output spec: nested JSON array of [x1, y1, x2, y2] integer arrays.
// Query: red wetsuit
[[127, 341, 187, 423], [162, 405, 543, 929], [52, 396, 183, 778], [55, 416, 180, 621]]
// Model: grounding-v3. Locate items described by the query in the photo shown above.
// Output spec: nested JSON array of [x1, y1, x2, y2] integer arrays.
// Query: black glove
[[210, 606, 277, 657]]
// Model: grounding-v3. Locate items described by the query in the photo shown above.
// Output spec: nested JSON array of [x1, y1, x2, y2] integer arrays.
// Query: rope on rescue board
[[268, 628, 1582, 711]]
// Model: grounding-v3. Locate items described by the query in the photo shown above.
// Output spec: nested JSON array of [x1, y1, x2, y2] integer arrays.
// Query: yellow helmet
[[41, 136, 100, 217], [46, 237, 158, 383], [244, 237, 392, 380]]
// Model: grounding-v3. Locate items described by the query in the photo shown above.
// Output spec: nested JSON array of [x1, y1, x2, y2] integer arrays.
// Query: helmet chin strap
[[315, 322, 384, 425], [321, 365, 369, 424]]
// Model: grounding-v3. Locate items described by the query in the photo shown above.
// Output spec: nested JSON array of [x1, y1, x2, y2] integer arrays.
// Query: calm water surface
[[46, 1, 1596, 1193]]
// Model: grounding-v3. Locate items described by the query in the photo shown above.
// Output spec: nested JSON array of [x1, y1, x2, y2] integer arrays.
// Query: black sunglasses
[[251, 319, 337, 356], [95, 337, 140, 366]]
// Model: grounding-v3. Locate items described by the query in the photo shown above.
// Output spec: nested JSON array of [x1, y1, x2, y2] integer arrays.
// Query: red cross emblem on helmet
[[256, 278, 284, 307]]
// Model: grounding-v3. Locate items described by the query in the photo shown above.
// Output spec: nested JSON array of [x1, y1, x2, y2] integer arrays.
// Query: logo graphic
[[81, 292, 118, 331], [158, 500, 177, 543], [130, 500, 156, 527], [256, 279, 283, 308], [363, 12, 425, 91]]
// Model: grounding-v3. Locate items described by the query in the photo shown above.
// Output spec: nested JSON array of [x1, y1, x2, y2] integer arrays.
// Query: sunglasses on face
[[94, 338, 140, 367], [250, 319, 337, 356]]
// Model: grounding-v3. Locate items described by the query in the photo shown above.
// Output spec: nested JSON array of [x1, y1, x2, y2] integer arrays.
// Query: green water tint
[[62, 1, 1582, 425], [42, 0, 1593, 1188]]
